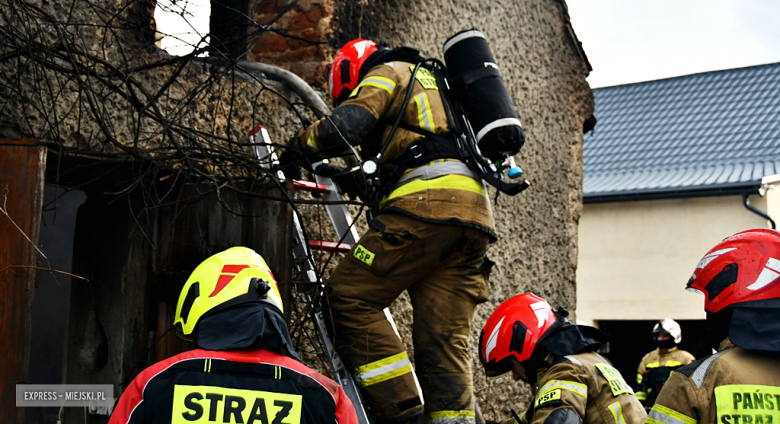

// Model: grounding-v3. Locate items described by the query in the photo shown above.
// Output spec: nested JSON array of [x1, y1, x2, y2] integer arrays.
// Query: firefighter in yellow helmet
[[281, 37, 499, 424], [108, 247, 358, 424], [647, 229, 780, 424], [634, 318, 695, 408]]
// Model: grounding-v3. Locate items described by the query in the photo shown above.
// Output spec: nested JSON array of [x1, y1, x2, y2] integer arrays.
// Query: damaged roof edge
[[556, 0, 593, 75]]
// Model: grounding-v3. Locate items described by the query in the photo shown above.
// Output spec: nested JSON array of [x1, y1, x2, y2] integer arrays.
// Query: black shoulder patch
[[675, 357, 708, 378], [319, 104, 377, 150], [543, 408, 582, 424]]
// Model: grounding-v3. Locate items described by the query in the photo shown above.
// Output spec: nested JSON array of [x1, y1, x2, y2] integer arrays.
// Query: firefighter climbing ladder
[[250, 126, 423, 424]]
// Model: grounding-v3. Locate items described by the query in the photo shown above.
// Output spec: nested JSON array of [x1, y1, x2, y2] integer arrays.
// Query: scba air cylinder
[[442, 29, 525, 161]]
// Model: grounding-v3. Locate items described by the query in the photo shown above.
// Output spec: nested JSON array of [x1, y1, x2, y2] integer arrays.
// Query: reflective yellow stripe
[[646, 361, 661, 369], [306, 130, 320, 152], [608, 401, 626, 424], [637, 373, 643, 385], [538, 380, 588, 398], [384, 174, 486, 201], [664, 361, 683, 367], [354, 352, 412, 387], [350, 76, 396, 97], [648, 404, 698, 424], [518, 411, 526, 424], [636, 391, 647, 401], [427, 410, 476, 424], [414, 92, 436, 133], [428, 411, 475, 419]]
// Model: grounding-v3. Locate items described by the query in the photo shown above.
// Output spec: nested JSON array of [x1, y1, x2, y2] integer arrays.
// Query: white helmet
[[653, 318, 682, 344]]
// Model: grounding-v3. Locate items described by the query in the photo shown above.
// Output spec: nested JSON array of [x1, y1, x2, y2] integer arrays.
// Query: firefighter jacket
[[297, 61, 495, 238], [647, 339, 780, 424], [635, 347, 695, 405], [507, 351, 647, 424], [108, 348, 358, 424]]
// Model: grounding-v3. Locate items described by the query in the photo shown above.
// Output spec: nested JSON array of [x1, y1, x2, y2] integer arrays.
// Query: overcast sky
[[567, 0, 780, 88], [156, 0, 780, 88]]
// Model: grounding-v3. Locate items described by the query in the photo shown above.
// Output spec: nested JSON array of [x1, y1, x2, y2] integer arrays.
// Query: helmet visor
[[483, 356, 520, 378]]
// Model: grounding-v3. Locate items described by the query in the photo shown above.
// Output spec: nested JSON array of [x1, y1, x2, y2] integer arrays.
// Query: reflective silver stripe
[[354, 357, 411, 383], [395, 161, 479, 188], [648, 409, 695, 424], [538, 380, 587, 397], [416, 93, 434, 132], [565, 355, 583, 366], [476, 118, 523, 142], [608, 402, 625, 424], [360, 77, 395, 93], [691, 348, 730, 388], [443, 30, 486, 54], [427, 417, 476, 424]]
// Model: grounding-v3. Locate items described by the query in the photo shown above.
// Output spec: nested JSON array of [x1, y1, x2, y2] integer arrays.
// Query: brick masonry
[[249, 0, 336, 89]]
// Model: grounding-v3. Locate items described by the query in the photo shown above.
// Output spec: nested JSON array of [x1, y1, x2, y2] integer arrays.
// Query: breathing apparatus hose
[[361, 59, 429, 175]]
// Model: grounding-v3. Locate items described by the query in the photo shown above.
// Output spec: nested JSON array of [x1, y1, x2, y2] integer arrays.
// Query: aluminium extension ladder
[[249, 126, 423, 424]]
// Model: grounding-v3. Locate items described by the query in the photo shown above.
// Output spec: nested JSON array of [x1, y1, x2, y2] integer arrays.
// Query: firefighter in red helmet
[[480, 293, 646, 424], [283, 39, 496, 424], [648, 229, 780, 424]]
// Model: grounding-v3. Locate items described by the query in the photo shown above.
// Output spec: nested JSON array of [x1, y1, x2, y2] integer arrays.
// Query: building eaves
[[583, 62, 780, 203]]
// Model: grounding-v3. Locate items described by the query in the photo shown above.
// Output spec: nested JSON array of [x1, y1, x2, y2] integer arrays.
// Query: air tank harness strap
[[379, 124, 465, 195], [449, 66, 502, 91]]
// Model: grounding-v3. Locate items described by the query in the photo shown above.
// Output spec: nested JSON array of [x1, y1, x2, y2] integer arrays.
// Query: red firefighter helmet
[[687, 228, 780, 313], [328, 39, 378, 105], [686, 228, 780, 350], [479, 293, 557, 377]]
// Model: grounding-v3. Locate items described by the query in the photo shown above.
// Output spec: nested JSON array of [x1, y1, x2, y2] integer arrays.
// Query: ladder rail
[[251, 127, 372, 424], [252, 126, 426, 422]]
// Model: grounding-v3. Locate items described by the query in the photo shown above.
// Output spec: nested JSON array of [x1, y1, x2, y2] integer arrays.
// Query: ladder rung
[[294, 180, 328, 194], [309, 240, 352, 253]]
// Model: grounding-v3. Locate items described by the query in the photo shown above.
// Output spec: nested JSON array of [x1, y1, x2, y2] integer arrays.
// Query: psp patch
[[353, 244, 375, 267], [172, 384, 302, 424], [535, 389, 563, 408]]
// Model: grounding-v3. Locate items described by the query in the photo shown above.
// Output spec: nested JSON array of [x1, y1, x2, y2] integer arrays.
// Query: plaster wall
[[577, 194, 772, 325]]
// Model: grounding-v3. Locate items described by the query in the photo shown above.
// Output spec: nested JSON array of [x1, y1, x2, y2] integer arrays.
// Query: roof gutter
[[742, 191, 776, 229], [584, 181, 761, 204]]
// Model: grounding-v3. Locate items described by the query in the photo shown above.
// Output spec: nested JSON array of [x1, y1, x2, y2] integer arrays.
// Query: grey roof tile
[[584, 62, 780, 197]]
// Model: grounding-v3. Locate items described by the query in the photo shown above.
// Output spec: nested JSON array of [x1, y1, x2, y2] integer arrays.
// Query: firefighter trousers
[[327, 213, 491, 424]]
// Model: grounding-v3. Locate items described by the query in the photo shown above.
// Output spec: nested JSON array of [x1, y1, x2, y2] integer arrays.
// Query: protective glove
[[277, 148, 303, 181], [314, 163, 368, 201], [276, 132, 313, 181]]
